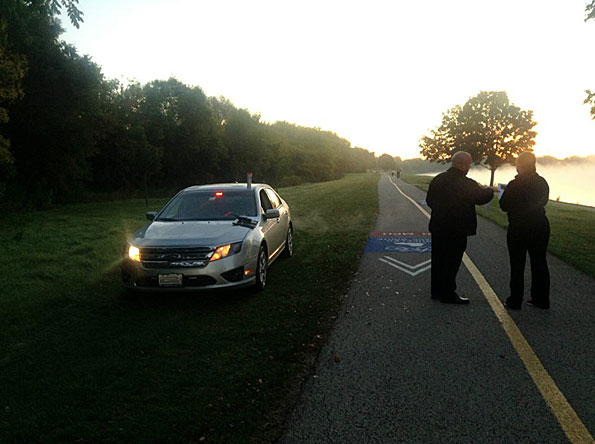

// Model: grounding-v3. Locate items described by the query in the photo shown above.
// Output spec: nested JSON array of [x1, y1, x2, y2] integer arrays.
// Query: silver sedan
[[121, 183, 293, 291]]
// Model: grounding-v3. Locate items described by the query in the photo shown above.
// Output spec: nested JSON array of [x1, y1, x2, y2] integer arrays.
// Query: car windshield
[[156, 190, 257, 221]]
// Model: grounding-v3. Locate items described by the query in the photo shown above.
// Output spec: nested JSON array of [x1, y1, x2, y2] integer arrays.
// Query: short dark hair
[[516, 151, 536, 172]]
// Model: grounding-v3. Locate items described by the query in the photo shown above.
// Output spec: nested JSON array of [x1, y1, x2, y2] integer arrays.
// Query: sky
[[62, 0, 595, 160]]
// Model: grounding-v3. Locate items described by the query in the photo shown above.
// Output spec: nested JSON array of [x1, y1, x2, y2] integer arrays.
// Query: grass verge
[[401, 174, 595, 278], [0, 173, 379, 443]]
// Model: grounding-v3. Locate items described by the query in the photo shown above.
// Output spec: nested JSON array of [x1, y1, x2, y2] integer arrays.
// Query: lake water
[[421, 163, 595, 208]]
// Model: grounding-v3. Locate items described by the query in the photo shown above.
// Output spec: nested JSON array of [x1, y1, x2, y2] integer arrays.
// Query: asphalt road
[[279, 174, 594, 444]]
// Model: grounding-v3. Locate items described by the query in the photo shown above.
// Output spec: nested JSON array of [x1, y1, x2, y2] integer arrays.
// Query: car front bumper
[[121, 253, 257, 292]]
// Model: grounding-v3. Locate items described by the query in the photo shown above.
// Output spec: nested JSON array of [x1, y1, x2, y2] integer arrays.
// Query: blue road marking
[[364, 236, 431, 253]]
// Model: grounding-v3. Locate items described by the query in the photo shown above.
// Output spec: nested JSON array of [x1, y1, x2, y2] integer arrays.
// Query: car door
[[259, 189, 284, 257], [265, 188, 289, 255], [265, 188, 289, 242]]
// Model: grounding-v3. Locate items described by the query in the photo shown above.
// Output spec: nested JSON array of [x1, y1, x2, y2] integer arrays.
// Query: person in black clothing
[[499, 151, 550, 309], [426, 151, 494, 304]]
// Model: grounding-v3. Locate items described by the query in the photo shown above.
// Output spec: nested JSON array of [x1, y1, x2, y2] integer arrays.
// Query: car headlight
[[210, 242, 242, 262], [128, 245, 141, 262]]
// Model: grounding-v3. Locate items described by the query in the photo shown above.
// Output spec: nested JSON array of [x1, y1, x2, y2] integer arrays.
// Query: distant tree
[[269, 121, 350, 183], [222, 108, 272, 182], [345, 147, 376, 173], [91, 81, 163, 200], [420, 91, 537, 186], [141, 78, 224, 188], [394, 156, 403, 171], [209, 96, 236, 126], [378, 153, 396, 171]]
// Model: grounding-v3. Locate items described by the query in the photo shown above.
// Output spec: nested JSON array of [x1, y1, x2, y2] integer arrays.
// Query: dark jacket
[[499, 172, 549, 229], [426, 167, 493, 237]]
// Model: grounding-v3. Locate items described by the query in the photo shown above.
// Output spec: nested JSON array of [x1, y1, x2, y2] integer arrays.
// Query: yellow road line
[[388, 176, 594, 444]]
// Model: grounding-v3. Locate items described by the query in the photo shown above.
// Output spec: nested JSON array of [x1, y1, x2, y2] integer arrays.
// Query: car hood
[[130, 221, 252, 248]]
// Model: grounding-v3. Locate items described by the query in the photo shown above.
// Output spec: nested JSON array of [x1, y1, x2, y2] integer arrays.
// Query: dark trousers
[[431, 235, 467, 300], [506, 221, 550, 306]]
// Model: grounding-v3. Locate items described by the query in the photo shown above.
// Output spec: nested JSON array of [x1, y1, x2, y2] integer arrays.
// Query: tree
[[2, 0, 104, 204], [47, 0, 84, 28], [140, 78, 224, 188], [378, 153, 396, 171], [420, 91, 537, 186], [345, 147, 376, 173], [0, 0, 83, 166]]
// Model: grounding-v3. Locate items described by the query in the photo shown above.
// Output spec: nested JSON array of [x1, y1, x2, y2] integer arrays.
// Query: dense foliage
[[377, 153, 397, 171], [587, 1, 595, 21], [0, 1, 376, 207], [419, 91, 537, 186]]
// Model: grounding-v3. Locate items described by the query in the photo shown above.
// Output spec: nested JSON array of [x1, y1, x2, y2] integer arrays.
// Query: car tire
[[253, 244, 268, 291], [282, 224, 293, 258]]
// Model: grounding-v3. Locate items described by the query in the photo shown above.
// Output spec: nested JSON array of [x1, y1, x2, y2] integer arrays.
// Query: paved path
[[279, 175, 594, 444]]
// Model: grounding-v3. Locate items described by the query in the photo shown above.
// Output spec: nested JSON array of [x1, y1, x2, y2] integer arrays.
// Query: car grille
[[140, 246, 213, 268]]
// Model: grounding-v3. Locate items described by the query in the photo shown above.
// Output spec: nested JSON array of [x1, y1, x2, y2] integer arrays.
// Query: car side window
[[265, 189, 281, 209], [259, 189, 273, 212]]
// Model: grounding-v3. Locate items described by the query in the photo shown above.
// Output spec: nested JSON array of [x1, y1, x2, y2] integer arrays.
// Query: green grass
[[400, 174, 431, 191], [401, 174, 595, 278], [0, 173, 379, 443]]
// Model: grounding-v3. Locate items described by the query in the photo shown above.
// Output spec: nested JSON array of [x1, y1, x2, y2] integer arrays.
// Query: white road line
[[387, 175, 594, 444], [379, 258, 431, 276], [382, 256, 431, 270]]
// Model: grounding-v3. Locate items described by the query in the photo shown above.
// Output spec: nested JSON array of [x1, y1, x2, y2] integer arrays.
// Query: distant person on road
[[499, 151, 550, 309], [397, 169, 401, 179], [426, 151, 494, 304]]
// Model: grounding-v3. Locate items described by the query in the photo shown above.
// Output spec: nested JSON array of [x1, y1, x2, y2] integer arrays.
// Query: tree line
[[0, 1, 376, 207]]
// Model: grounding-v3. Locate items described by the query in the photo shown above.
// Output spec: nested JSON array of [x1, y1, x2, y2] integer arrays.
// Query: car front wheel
[[254, 244, 268, 291]]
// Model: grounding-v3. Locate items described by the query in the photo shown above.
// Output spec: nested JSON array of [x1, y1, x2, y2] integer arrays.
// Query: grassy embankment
[[0, 173, 379, 443], [402, 174, 595, 278]]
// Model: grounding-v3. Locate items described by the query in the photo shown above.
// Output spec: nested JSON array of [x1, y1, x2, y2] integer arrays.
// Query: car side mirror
[[264, 209, 280, 219], [146, 211, 158, 221]]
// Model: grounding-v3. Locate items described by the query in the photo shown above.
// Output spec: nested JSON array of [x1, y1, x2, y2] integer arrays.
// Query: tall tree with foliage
[[2, 0, 105, 204], [420, 91, 537, 186], [0, 0, 83, 166], [139, 78, 224, 189]]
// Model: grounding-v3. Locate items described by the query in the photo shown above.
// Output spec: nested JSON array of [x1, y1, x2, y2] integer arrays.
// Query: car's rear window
[[157, 190, 257, 221]]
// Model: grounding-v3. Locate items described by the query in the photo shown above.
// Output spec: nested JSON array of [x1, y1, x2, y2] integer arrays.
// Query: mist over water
[[466, 161, 595, 207]]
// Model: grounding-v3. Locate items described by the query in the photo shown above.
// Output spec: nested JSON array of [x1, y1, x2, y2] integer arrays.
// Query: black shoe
[[527, 299, 550, 309], [440, 294, 470, 304], [504, 297, 521, 310]]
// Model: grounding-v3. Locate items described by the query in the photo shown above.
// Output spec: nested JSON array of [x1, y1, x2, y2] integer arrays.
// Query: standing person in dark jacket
[[499, 151, 550, 309], [426, 151, 494, 304]]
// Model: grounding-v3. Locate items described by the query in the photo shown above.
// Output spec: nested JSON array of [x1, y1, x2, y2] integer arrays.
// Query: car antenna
[[247, 171, 253, 189]]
